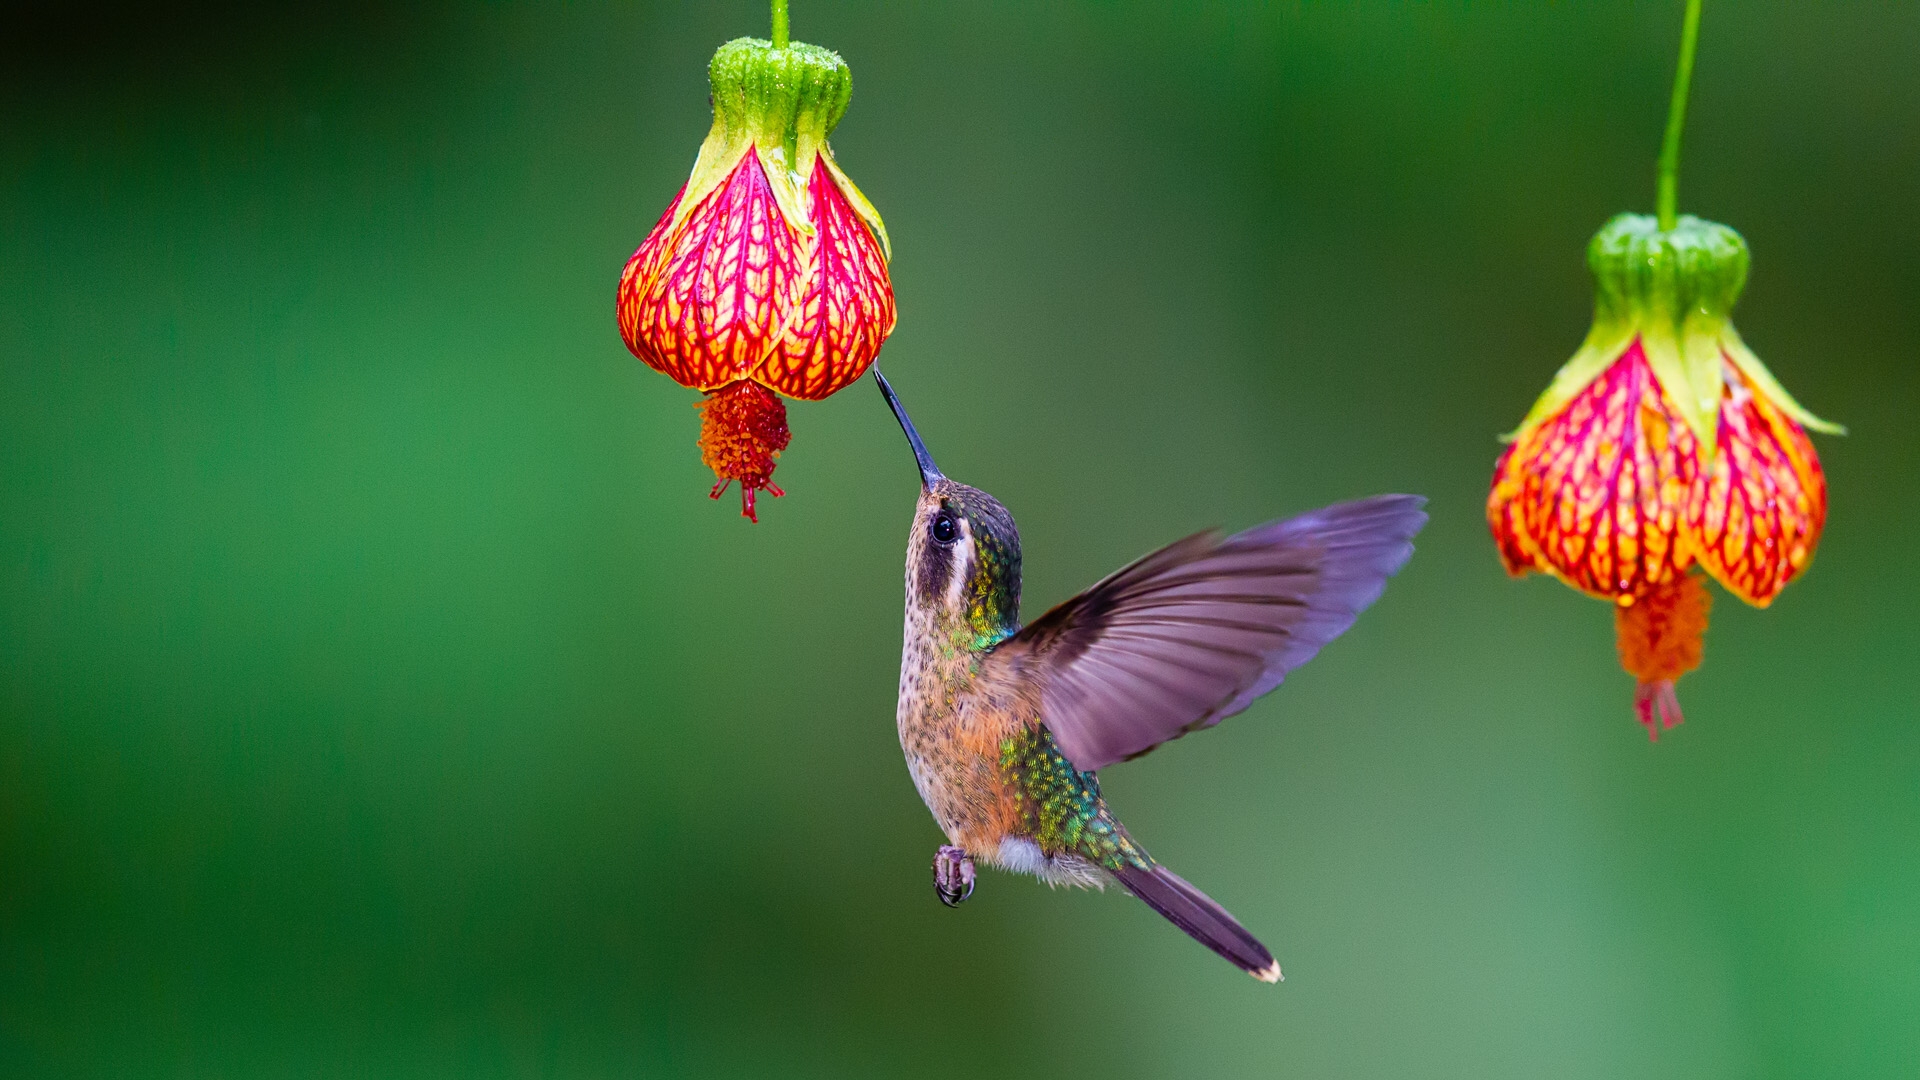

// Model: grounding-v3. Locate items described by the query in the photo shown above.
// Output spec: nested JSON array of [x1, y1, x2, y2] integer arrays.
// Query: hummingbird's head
[[874, 370, 1022, 645]]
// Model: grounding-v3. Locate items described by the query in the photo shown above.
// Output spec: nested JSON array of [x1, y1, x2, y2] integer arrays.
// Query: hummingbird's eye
[[931, 514, 959, 546]]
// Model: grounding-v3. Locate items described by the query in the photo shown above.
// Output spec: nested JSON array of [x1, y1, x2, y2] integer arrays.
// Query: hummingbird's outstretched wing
[[989, 494, 1426, 772]]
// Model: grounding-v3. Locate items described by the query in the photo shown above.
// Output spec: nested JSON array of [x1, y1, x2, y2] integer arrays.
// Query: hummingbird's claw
[[934, 845, 975, 907]]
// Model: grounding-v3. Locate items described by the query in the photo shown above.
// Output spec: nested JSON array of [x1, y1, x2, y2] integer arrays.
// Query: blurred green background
[[3, 1, 1917, 1076]]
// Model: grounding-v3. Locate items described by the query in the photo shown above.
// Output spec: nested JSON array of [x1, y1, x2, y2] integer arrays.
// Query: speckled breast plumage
[[895, 598, 1148, 886]]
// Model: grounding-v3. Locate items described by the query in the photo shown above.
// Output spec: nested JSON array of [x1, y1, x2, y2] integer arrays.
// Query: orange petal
[[1685, 356, 1828, 606], [1488, 440, 1542, 578], [616, 185, 684, 370], [1487, 340, 1699, 600], [618, 151, 806, 392], [754, 163, 897, 401]]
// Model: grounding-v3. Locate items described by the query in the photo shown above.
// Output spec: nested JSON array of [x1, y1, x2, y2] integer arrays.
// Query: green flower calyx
[[670, 37, 887, 255], [1512, 213, 1840, 457]]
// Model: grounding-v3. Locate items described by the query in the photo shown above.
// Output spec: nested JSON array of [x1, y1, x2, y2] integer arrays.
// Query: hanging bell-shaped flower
[[1488, 213, 1840, 738], [618, 36, 896, 521]]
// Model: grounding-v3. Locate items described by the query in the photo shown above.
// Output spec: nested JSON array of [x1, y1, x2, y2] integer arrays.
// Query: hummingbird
[[873, 369, 1426, 982]]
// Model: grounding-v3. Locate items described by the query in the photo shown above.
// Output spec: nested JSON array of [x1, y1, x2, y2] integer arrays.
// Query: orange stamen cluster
[[1614, 575, 1712, 739], [698, 381, 791, 522]]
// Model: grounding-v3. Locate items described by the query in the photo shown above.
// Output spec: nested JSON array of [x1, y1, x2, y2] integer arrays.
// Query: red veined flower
[[617, 36, 896, 521], [1489, 214, 1840, 738]]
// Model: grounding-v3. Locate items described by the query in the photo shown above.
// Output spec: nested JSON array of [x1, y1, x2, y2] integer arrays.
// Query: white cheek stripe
[[944, 520, 975, 610]]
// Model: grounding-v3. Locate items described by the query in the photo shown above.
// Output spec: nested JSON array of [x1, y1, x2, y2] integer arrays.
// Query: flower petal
[[1487, 340, 1699, 600], [1685, 356, 1828, 606], [1639, 322, 1721, 459], [617, 184, 684, 373], [753, 161, 897, 401], [618, 151, 806, 391], [819, 147, 891, 260], [1505, 320, 1635, 443]]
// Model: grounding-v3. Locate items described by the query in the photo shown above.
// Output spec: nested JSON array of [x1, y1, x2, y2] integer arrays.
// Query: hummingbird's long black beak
[[872, 368, 943, 489]]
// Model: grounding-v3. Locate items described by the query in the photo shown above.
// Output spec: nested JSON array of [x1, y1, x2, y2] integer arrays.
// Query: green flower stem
[[771, 0, 789, 49], [1657, 0, 1704, 231]]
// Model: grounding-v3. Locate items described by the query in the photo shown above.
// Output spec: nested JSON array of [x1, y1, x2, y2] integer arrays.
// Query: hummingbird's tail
[[1113, 862, 1281, 983]]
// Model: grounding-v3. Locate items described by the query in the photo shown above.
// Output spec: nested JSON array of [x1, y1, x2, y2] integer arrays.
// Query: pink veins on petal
[[755, 163, 897, 400], [1686, 357, 1827, 606], [626, 151, 806, 392], [1489, 340, 1700, 600]]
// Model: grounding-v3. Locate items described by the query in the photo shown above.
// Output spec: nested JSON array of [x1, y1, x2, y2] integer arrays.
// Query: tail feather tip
[[1115, 862, 1283, 985]]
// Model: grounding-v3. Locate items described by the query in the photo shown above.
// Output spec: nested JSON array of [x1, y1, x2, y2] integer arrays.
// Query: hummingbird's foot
[[933, 845, 976, 907]]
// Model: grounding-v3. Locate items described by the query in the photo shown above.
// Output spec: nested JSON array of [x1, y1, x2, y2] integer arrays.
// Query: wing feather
[[989, 494, 1427, 771]]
